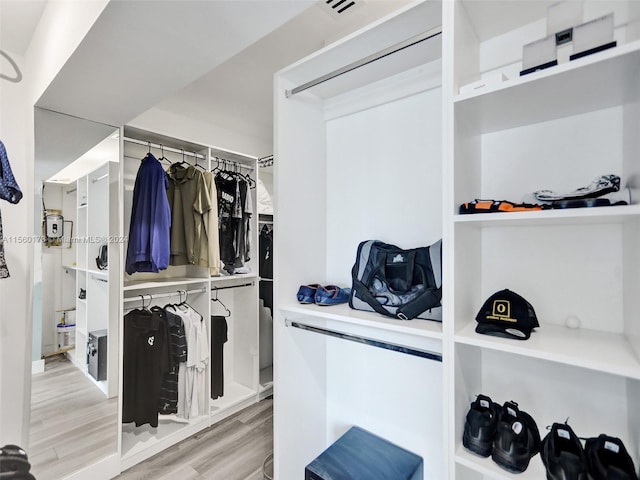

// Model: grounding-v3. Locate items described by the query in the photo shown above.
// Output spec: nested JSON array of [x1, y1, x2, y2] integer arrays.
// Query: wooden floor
[[29, 354, 118, 480], [29, 354, 274, 480], [114, 397, 274, 480]]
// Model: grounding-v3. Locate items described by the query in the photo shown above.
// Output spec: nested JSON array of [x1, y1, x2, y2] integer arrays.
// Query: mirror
[[31, 107, 120, 480]]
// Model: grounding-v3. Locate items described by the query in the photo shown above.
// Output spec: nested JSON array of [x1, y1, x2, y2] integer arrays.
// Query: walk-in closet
[[4, 0, 640, 479]]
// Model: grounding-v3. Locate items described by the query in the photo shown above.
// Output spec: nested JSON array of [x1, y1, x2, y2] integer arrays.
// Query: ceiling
[[149, 0, 413, 144], [3, 0, 412, 159]]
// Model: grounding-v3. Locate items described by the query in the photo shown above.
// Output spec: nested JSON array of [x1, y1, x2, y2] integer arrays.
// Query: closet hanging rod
[[211, 281, 254, 292], [285, 27, 442, 98], [91, 173, 109, 183], [212, 157, 254, 172], [123, 287, 207, 303], [286, 320, 443, 362], [122, 136, 206, 160], [65, 188, 77, 195]]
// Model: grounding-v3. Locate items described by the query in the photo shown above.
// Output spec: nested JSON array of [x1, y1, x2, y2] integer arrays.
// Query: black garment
[[210, 315, 228, 400], [258, 225, 273, 312], [123, 309, 169, 427], [234, 179, 250, 268], [215, 174, 238, 272], [156, 307, 187, 415]]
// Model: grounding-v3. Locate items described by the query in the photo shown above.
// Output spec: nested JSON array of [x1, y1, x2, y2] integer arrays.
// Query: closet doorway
[[30, 108, 121, 480]]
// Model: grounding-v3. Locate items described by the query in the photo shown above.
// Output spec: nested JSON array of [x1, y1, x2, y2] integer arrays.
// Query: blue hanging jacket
[[0, 140, 23, 204]]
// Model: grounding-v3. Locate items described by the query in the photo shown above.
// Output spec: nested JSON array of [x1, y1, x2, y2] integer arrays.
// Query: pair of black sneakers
[[542, 422, 638, 480], [463, 394, 541, 473]]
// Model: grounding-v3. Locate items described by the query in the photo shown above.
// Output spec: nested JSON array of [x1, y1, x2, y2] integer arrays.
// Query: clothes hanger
[[193, 151, 206, 171], [211, 289, 231, 318], [158, 145, 174, 167], [138, 294, 152, 312], [212, 157, 222, 174], [0, 49, 22, 83]]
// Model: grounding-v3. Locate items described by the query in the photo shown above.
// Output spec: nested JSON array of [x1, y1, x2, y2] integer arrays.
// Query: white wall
[[0, 49, 32, 448], [0, 0, 109, 447], [130, 106, 272, 158]]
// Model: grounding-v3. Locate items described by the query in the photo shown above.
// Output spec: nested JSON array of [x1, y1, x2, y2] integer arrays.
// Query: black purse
[[349, 239, 442, 321], [0, 141, 22, 205]]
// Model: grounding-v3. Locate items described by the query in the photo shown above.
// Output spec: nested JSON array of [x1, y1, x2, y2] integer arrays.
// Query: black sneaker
[[585, 434, 638, 480], [491, 401, 541, 473], [541, 422, 589, 480], [463, 394, 501, 457]]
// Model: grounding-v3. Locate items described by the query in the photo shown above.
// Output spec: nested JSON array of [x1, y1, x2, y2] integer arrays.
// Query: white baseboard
[[32, 359, 45, 375]]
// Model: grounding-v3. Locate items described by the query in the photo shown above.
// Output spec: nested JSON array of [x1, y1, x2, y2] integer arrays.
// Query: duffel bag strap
[[396, 286, 442, 320]]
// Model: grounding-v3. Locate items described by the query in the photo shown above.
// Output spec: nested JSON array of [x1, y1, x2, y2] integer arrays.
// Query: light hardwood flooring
[[115, 397, 274, 480], [29, 355, 274, 480], [29, 354, 118, 480]]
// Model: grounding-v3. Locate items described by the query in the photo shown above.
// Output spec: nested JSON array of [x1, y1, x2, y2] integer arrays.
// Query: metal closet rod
[[122, 136, 206, 160], [91, 173, 108, 183], [211, 281, 254, 292], [286, 320, 443, 362], [212, 156, 254, 172], [285, 28, 442, 98], [123, 287, 207, 303], [123, 136, 254, 171]]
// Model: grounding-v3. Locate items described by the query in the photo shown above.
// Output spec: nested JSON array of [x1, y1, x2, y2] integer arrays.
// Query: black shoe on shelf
[[585, 434, 638, 480], [462, 394, 501, 457], [541, 422, 589, 480], [491, 401, 541, 473]]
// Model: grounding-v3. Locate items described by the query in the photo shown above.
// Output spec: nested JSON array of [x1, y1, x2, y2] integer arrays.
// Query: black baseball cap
[[475, 289, 539, 340]]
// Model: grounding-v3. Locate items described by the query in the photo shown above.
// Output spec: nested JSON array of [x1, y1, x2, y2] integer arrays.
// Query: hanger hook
[[147, 293, 152, 308], [139, 294, 145, 308], [147, 141, 151, 154]]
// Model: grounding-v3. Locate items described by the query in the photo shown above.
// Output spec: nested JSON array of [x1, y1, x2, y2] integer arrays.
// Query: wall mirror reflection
[[31, 107, 121, 480]]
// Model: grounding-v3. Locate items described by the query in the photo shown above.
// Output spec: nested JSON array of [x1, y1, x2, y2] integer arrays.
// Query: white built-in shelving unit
[[274, 0, 640, 479], [118, 127, 271, 469], [62, 161, 118, 398]]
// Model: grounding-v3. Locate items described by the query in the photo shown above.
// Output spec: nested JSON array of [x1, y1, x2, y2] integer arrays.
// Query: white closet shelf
[[259, 365, 273, 389], [454, 38, 640, 134], [453, 204, 640, 227], [455, 445, 547, 479], [280, 303, 443, 340], [211, 272, 258, 284], [455, 322, 640, 380], [210, 382, 257, 415], [123, 277, 209, 291], [87, 269, 108, 278]]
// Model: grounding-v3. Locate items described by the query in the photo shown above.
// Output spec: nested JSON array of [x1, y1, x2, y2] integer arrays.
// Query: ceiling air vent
[[325, 0, 359, 16]]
